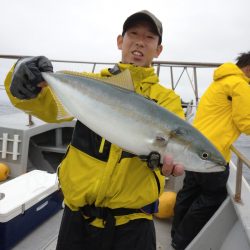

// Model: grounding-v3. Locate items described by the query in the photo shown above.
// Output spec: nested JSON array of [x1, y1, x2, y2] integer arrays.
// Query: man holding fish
[[4, 10, 186, 250], [5, 10, 226, 250]]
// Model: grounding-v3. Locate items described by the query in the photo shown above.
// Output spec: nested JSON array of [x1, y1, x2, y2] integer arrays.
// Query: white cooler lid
[[0, 170, 59, 222]]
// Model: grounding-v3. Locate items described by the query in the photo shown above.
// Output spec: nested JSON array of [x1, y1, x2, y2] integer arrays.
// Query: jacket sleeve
[[4, 65, 73, 123], [231, 79, 250, 134], [150, 84, 185, 119]]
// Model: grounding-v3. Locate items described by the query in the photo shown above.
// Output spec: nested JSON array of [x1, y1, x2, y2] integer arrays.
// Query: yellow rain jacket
[[193, 63, 250, 162], [5, 62, 184, 227]]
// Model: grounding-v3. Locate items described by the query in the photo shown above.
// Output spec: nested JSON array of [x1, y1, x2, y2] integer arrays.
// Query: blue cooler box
[[0, 170, 63, 250]]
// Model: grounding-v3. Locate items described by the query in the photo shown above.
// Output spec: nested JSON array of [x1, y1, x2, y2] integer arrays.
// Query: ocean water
[[0, 102, 21, 115]]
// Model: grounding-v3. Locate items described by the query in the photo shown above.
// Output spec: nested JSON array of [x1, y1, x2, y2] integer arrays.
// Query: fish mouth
[[215, 160, 227, 168], [206, 163, 226, 172], [209, 155, 227, 168]]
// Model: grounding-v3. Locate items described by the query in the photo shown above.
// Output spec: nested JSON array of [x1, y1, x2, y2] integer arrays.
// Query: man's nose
[[136, 39, 144, 47]]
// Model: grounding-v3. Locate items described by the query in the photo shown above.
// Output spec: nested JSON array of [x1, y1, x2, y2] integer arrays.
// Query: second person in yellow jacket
[[171, 51, 250, 250]]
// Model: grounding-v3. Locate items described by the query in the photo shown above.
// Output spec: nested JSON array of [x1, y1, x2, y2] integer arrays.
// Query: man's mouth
[[132, 50, 143, 57]]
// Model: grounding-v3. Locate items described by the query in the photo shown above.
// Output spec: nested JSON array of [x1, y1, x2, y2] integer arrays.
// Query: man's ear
[[247, 65, 250, 78], [117, 35, 123, 50], [242, 65, 250, 78], [154, 44, 163, 58]]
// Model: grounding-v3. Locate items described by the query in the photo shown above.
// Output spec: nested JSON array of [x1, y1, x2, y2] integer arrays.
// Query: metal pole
[[193, 67, 199, 105], [235, 158, 243, 202], [27, 114, 34, 126], [170, 66, 174, 90], [55, 128, 63, 147]]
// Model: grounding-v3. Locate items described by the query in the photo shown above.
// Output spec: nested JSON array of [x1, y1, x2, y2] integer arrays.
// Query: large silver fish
[[42, 70, 226, 172]]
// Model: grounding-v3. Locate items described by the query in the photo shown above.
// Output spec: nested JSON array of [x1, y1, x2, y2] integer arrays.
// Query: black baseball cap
[[122, 10, 163, 44]]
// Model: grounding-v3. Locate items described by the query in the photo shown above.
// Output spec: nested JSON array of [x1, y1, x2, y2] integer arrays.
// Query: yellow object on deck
[[154, 191, 177, 219], [0, 163, 10, 181]]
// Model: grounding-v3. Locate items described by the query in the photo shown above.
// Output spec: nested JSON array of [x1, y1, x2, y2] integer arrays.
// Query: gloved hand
[[10, 56, 53, 99]]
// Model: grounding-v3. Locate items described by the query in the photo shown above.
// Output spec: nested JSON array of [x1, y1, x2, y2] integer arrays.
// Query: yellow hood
[[214, 63, 250, 83]]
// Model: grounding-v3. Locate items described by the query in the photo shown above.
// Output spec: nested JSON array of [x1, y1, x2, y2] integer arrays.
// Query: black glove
[[10, 56, 53, 99]]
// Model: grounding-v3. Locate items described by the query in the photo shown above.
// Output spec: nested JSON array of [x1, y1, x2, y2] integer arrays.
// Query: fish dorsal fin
[[103, 69, 134, 91], [57, 69, 134, 91]]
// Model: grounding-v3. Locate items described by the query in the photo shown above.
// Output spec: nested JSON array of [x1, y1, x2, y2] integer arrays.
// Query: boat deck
[[12, 209, 174, 250], [12, 210, 62, 250]]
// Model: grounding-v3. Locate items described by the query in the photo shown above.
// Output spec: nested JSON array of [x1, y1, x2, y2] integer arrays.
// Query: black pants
[[171, 167, 229, 250], [56, 205, 156, 250]]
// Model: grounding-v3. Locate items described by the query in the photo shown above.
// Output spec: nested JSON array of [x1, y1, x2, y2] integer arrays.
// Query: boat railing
[[0, 54, 221, 105], [230, 145, 250, 203]]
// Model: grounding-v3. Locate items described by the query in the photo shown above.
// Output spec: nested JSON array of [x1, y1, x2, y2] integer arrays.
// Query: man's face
[[117, 21, 163, 67], [241, 65, 250, 79], [246, 66, 250, 78]]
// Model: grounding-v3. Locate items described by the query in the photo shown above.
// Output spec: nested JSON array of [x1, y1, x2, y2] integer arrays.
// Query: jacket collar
[[100, 63, 159, 95]]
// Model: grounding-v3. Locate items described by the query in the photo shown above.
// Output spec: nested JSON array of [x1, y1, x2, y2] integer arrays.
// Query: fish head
[[191, 146, 227, 172], [163, 126, 227, 173]]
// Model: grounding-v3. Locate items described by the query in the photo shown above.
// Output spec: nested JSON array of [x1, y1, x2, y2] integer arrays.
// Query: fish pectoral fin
[[153, 135, 169, 147], [57, 69, 135, 91]]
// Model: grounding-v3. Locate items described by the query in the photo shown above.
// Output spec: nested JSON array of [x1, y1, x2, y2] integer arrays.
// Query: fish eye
[[200, 151, 209, 160]]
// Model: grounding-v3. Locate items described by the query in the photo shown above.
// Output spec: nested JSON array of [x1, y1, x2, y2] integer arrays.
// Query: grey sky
[[0, 0, 249, 103], [1, 0, 249, 62]]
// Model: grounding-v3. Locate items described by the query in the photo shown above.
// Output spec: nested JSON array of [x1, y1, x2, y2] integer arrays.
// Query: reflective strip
[[99, 138, 106, 153]]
